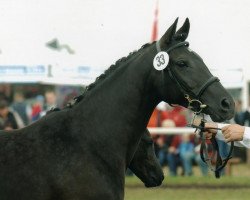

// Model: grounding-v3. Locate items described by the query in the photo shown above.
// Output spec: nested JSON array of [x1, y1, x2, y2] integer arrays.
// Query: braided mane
[[66, 42, 153, 108], [48, 42, 153, 113]]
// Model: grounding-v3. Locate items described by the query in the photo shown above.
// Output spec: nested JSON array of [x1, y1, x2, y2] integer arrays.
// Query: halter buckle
[[184, 94, 207, 114]]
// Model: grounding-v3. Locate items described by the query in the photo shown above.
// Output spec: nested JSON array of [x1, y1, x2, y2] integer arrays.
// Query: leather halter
[[156, 40, 219, 113], [156, 41, 234, 178]]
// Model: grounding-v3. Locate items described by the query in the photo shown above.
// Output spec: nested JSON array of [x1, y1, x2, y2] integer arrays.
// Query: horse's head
[[129, 130, 164, 187], [153, 18, 235, 122]]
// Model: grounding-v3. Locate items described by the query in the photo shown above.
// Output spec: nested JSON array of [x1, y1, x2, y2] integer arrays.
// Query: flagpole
[[151, 0, 159, 42]]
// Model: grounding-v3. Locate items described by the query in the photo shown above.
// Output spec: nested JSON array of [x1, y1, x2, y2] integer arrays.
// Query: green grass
[[125, 164, 250, 200], [126, 176, 250, 187], [125, 187, 250, 200]]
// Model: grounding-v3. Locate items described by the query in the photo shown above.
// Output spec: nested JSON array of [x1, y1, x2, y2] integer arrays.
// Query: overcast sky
[[0, 0, 249, 73]]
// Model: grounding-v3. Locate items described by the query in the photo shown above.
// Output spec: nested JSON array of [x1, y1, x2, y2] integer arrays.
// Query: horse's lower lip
[[144, 173, 164, 187], [145, 182, 159, 187], [144, 179, 163, 187]]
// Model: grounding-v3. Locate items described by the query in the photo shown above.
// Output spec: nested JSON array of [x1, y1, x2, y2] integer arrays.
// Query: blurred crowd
[[148, 104, 209, 176], [0, 90, 58, 131]]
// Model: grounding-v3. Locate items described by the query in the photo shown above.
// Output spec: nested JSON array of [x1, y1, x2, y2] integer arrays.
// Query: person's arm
[[216, 123, 250, 148], [241, 127, 250, 148]]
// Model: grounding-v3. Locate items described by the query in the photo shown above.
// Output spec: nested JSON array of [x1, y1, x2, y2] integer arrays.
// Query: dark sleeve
[[6, 112, 18, 129]]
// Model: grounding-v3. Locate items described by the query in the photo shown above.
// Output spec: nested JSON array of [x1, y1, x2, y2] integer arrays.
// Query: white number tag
[[153, 51, 169, 71]]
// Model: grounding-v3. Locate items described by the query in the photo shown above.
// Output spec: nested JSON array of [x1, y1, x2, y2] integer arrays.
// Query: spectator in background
[[241, 98, 250, 126], [179, 134, 195, 176], [194, 141, 209, 176], [0, 85, 11, 102], [165, 106, 187, 176], [11, 92, 30, 126], [148, 102, 169, 156], [40, 90, 58, 116], [179, 134, 209, 176], [31, 95, 44, 122], [167, 106, 187, 127], [157, 118, 183, 176], [234, 100, 244, 125], [156, 119, 176, 167], [31, 90, 58, 121], [166, 133, 182, 176], [62, 91, 79, 108], [151, 105, 188, 176], [0, 99, 24, 130]]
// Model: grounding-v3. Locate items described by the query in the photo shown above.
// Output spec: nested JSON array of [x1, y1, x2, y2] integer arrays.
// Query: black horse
[[46, 108, 164, 188], [0, 18, 235, 200], [128, 129, 163, 187]]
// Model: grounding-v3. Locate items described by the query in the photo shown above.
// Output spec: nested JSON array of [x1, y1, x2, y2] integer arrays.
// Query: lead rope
[[199, 117, 221, 178], [189, 114, 234, 178]]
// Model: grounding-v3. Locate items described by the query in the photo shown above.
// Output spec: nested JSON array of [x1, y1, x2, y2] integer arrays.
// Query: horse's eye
[[176, 61, 188, 68]]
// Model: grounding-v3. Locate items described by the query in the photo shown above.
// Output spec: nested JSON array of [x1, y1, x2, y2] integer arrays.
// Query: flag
[[151, 0, 159, 42], [46, 38, 75, 54]]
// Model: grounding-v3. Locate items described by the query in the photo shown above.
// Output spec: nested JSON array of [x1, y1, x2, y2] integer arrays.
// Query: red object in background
[[168, 107, 187, 127], [148, 109, 168, 127], [172, 114, 186, 127], [31, 104, 42, 121], [151, 0, 159, 42], [165, 107, 187, 148], [148, 106, 187, 128], [148, 109, 158, 127]]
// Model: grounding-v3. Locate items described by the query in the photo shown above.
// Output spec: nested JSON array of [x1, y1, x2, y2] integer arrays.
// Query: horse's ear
[[159, 18, 178, 47], [175, 18, 190, 41]]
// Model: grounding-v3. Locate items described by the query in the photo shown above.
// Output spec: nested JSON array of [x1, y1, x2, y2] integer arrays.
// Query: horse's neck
[[74, 47, 159, 163], [83, 64, 158, 129]]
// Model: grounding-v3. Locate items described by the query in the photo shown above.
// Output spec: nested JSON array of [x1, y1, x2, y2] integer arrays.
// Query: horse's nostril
[[221, 98, 230, 110]]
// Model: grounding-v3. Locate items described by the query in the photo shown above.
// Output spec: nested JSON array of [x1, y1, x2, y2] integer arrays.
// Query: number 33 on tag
[[153, 52, 169, 71]]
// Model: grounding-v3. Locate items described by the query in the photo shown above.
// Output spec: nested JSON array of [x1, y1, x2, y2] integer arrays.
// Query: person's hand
[[204, 122, 218, 139], [222, 124, 244, 142]]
